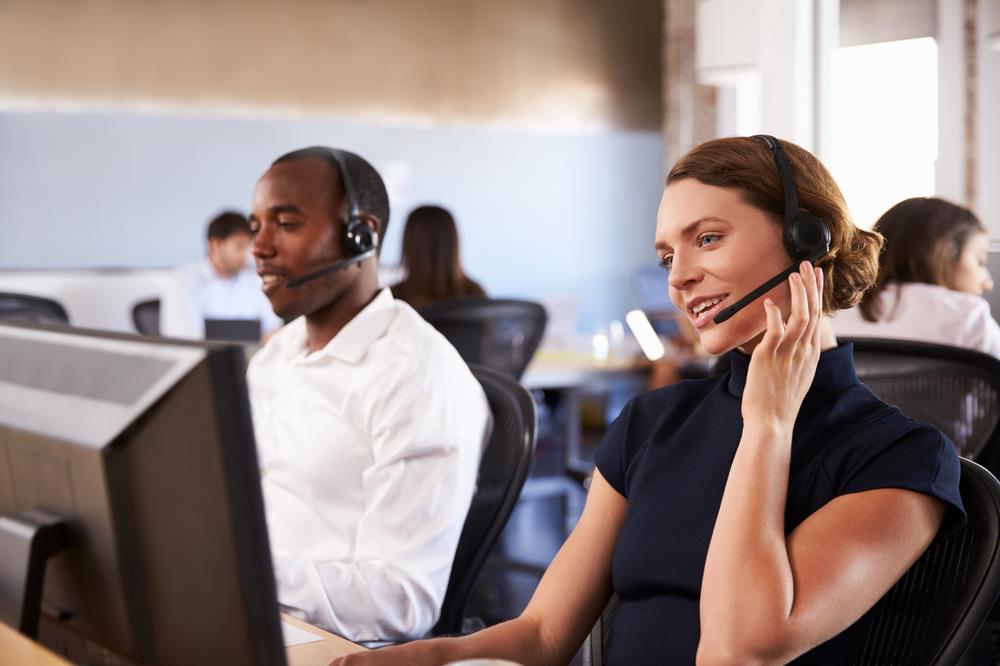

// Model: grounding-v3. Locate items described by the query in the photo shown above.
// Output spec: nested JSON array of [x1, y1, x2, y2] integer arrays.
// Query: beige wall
[[0, 0, 662, 131]]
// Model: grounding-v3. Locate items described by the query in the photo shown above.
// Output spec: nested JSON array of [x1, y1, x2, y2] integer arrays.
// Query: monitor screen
[[204, 318, 262, 343], [0, 321, 285, 665]]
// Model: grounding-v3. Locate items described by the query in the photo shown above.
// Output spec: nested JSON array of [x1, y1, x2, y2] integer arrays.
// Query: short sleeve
[[594, 404, 632, 497], [836, 418, 966, 534]]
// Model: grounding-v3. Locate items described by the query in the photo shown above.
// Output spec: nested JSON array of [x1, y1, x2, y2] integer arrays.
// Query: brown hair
[[666, 136, 883, 313], [393, 205, 486, 310], [858, 197, 985, 321]]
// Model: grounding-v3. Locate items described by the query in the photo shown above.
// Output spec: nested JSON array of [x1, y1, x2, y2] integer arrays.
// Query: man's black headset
[[712, 135, 831, 324], [287, 148, 380, 289]]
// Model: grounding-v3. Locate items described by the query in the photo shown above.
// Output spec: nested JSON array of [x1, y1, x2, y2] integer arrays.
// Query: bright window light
[[831, 37, 938, 229], [626, 309, 665, 361]]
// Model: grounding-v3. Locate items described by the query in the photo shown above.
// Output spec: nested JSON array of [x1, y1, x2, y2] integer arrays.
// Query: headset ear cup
[[787, 214, 831, 257], [343, 218, 378, 256]]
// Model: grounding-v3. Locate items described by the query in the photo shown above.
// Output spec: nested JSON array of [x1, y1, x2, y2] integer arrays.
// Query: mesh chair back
[[854, 458, 1000, 665], [432, 364, 537, 635], [419, 299, 547, 380], [132, 299, 161, 336], [584, 460, 1000, 665], [845, 338, 1000, 466], [0, 292, 69, 325]]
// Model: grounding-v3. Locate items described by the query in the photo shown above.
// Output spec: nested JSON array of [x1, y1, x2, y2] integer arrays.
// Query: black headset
[[753, 134, 831, 262], [326, 148, 379, 259], [712, 135, 832, 324], [285, 148, 380, 289]]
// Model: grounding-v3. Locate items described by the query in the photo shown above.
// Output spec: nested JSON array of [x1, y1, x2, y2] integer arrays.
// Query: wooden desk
[[0, 615, 365, 666], [284, 613, 367, 665], [0, 621, 70, 665]]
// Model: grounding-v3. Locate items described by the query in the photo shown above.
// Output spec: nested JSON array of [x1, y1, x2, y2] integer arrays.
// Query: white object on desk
[[282, 619, 324, 647]]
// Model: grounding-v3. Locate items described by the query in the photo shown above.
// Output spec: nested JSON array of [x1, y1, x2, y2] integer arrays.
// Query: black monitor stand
[[0, 509, 71, 638]]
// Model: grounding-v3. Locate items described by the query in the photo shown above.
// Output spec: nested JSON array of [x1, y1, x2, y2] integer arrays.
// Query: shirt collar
[[725, 341, 859, 398], [289, 288, 398, 365]]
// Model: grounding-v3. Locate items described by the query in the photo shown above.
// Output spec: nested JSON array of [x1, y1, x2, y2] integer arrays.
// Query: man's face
[[209, 233, 252, 277], [250, 158, 350, 321]]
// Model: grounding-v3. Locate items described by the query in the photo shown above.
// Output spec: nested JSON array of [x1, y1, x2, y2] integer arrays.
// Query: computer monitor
[[632, 264, 680, 338], [0, 320, 285, 665], [204, 318, 262, 344]]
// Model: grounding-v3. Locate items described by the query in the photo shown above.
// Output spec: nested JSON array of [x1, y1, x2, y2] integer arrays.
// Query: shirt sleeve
[[269, 353, 489, 641], [835, 416, 966, 534], [959, 298, 1000, 359], [159, 268, 204, 339]]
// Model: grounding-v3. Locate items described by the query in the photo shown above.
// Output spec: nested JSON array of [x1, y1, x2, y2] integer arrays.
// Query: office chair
[[418, 299, 548, 380], [432, 364, 537, 636], [582, 458, 1000, 665], [844, 338, 1000, 468], [132, 298, 161, 336], [0, 292, 69, 325]]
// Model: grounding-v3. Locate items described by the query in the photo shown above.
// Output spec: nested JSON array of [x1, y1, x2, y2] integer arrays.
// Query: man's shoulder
[[378, 300, 477, 379]]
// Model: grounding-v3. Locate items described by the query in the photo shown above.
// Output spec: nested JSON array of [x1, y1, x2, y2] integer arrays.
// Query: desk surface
[[521, 348, 647, 389], [0, 614, 365, 666], [0, 621, 69, 665], [284, 613, 366, 665]]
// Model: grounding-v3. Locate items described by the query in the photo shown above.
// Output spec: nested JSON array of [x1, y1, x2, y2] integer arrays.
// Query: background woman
[[334, 137, 964, 666], [392, 205, 486, 310], [834, 196, 1000, 355]]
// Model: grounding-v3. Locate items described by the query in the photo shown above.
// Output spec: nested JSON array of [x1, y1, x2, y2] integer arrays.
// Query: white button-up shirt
[[833, 282, 1000, 357], [246, 288, 489, 641]]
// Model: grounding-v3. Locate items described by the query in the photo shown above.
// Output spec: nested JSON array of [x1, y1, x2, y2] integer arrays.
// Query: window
[[830, 37, 938, 228]]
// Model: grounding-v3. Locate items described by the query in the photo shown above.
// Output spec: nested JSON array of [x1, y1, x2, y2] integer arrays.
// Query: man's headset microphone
[[710, 134, 831, 325], [285, 148, 380, 290]]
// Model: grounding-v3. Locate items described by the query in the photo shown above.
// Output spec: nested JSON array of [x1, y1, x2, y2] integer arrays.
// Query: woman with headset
[[834, 197, 1000, 356], [332, 137, 964, 665]]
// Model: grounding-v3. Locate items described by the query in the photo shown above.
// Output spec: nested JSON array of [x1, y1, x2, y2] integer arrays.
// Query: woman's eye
[[698, 233, 721, 247], [659, 256, 673, 271]]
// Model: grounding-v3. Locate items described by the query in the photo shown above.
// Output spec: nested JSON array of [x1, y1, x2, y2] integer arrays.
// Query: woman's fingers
[[813, 266, 824, 346], [801, 261, 821, 343], [785, 269, 809, 345], [761, 297, 784, 353]]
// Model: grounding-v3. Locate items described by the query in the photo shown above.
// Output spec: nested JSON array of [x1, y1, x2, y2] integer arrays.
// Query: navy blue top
[[594, 342, 965, 665]]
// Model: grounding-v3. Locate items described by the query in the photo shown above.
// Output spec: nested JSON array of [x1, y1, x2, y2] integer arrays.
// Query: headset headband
[[752, 134, 800, 225], [324, 148, 363, 222]]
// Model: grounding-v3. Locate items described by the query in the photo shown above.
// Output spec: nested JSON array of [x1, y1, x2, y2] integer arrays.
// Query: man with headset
[[246, 146, 490, 641]]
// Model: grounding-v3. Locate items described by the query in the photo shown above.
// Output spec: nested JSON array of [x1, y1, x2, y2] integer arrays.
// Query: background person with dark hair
[[834, 197, 1000, 356], [246, 147, 489, 641], [160, 210, 283, 339], [392, 205, 486, 310]]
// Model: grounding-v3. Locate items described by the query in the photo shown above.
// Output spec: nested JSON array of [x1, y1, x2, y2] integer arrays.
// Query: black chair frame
[[418, 298, 548, 381], [432, 364, 537, 635], [0, 292, 69, 325]]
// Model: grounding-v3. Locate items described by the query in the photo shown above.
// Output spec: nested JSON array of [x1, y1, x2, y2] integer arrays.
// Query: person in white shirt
[[245, 146, 490, 642], [160, 211, 283, 339], [834, 197, 1000, 357]]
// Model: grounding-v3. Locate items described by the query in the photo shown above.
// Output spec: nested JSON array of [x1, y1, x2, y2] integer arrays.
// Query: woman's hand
[[741, 261, 824, 432], [329, 640, 440, 666]]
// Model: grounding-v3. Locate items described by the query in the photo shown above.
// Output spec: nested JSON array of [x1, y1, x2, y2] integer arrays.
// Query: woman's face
[[950, 231, 993, 296], [656, 179, 795, 355]]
